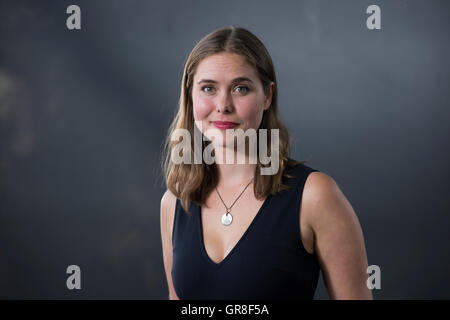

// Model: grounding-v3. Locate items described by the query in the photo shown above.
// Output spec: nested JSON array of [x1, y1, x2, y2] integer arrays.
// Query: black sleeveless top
[[171, 161, 321, 300]]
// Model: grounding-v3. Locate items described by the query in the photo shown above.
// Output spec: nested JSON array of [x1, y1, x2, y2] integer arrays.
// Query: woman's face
[[192, 52, 273, 149]]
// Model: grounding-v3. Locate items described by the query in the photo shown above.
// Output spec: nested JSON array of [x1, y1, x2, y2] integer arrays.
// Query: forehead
[[194, 52, 257, 81]]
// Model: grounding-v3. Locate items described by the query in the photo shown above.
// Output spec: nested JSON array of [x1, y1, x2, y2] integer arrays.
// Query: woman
[[160, 26, 372, 300]]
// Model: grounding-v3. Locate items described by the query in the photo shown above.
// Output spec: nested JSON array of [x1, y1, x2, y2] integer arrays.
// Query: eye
[[234, 86, 250, 94], [201, 86, 215, 93]]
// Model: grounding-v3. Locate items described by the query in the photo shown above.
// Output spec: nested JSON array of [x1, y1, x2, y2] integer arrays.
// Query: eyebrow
[[197, 77, 254, 85]]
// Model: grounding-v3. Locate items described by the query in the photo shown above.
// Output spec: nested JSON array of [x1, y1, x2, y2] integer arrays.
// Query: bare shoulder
[[299, 171, 337, 252], [301, 171, 372, 299], [160, 188, 181, 300], [160, 189, 177, 223], [302, 171, 339, 208], [302, 171, 355, 225], [301, 171, 356, 235], [161, 188, 177, 210]]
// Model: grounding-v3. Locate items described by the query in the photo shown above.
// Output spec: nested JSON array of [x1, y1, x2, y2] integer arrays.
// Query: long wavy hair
[[161, 25, 305, 214]]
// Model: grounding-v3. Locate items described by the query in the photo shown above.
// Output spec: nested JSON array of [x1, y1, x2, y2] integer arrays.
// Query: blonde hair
[[161, 26, 305, 213]]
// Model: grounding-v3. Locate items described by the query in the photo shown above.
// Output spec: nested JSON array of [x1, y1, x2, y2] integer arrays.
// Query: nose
[[216, 91, 233, 113]]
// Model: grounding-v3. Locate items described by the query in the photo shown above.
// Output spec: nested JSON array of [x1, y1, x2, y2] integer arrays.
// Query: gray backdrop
[[1, 0, 449, 299]]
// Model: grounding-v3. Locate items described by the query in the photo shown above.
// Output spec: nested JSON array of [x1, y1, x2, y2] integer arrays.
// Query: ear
[[264, 82, 274, 110]]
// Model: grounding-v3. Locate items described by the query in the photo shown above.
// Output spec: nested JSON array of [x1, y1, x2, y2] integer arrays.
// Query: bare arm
[[304, 172, 373, 300], [160, 189, 180, 300]]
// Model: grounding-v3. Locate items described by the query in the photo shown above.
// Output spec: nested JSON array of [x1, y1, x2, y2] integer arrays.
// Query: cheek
[[237, 98, 264, 128], [192, 92, 213, 121]]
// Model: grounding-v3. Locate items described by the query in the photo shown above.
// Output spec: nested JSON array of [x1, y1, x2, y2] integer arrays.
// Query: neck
[[213, 146, 256, 189]]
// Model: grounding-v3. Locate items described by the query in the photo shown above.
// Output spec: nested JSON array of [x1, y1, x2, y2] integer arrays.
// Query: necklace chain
[[215, 177, 254, 214]]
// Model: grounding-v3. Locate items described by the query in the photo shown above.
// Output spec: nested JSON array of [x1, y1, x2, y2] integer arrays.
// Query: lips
[[212, 121, 238, 130]]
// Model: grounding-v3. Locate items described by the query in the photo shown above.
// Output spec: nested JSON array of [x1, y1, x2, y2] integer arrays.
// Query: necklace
[[215, 177, 254, 226]]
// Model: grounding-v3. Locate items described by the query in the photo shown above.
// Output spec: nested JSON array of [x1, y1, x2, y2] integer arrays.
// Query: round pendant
[[221, 213, 233, 226]]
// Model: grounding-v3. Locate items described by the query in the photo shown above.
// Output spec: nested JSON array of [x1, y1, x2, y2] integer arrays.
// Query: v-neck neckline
[[197, 194, 272, 268]]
